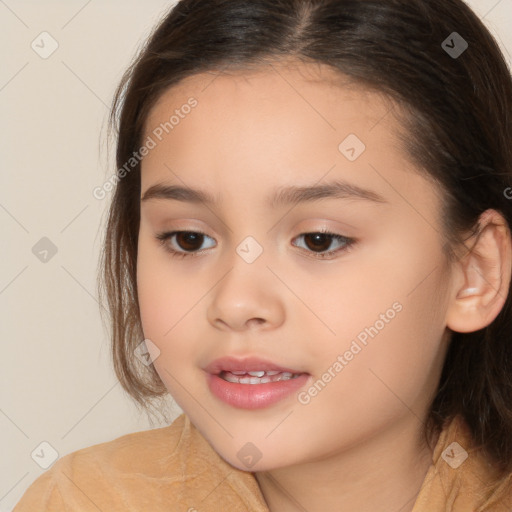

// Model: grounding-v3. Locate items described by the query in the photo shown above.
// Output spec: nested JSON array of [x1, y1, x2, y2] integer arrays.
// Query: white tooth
[[230, 371, 247, 376], [260, 377, 272, 384], [265, 371, 280, 376], [248, 371, 266, 377], [222, 373, 240, 383], [277, 372, 293, 381], [240, 377, 262, 384]]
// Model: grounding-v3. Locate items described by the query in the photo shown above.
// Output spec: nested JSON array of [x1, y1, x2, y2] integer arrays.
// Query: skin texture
[[136, 61, 511, 512]]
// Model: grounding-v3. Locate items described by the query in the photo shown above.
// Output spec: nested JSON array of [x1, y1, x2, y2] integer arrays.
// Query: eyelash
[[155, 228, 356, 260]]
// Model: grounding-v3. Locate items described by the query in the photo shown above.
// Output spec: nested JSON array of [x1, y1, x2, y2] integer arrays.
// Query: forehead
[[145, 60, 395, 128], [141, 61, 404, 170], [140, 60, 440, 213]]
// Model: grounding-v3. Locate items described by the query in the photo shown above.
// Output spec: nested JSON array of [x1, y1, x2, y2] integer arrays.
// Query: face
[[137, 62, 454, 472]]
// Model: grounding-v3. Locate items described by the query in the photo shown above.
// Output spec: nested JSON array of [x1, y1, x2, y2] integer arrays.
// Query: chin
[[208, 437, 296, 473]]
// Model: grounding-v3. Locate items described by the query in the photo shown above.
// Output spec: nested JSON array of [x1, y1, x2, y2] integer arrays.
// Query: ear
[[446, 209, 512, 333]]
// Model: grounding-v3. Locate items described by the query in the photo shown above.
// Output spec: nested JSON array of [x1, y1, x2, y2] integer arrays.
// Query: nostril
[[247, 317, 265, 327]]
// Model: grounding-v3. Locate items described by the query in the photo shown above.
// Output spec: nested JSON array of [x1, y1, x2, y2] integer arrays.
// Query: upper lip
[[204, 356, 305, 375]]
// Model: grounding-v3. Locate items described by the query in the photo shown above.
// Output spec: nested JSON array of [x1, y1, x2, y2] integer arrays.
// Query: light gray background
[[1, 1, 511, 510]]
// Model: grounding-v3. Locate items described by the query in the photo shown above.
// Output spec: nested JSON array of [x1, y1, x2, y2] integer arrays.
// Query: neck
[[255, 415, 438, 512]]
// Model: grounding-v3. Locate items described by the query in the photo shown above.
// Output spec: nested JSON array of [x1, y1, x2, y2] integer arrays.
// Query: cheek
[[291, 232, 443, 362], [137, 230, 197, 333], [303, 234, 450, 409], [361, 288, 447, 409], [136, 231, 213, 404], [291, 277, 449, 463], [136, 245, 197, 405]]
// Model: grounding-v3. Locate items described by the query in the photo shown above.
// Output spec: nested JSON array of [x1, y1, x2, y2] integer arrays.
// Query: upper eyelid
[[161, 228, 346, 239]]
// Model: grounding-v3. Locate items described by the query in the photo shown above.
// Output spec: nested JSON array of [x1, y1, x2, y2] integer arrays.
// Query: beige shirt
[[13, 413, 512, 511]]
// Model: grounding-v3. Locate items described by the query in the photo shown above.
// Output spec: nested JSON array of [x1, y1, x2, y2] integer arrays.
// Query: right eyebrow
[[141, 183, 218, 204]]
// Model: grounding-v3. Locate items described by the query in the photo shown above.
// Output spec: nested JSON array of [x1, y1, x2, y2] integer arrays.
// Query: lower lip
[[206, 372, 310, 409]]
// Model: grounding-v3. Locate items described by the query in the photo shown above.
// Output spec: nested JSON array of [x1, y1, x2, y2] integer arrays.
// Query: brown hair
[[98, 0, 512, 486]]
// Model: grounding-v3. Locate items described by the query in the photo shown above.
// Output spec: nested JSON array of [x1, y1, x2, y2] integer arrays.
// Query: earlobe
[[446, 209, 512, 334], [455, 287, 479, 299]]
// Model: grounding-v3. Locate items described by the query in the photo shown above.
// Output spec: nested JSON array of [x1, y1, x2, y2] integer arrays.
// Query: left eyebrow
[[270, 180, 387, 208], [140, 179, 388, 207]]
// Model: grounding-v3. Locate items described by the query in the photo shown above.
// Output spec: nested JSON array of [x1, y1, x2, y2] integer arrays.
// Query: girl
[[14, 0, 512, 510]]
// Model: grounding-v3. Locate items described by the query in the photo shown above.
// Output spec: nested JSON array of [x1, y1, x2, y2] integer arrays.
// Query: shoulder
[[414, 415, 512, 511], [13, 414, 268, 512], [13, 415, 188, 511], [13, 415, 189, 511], [448, 416, 512, 510], [56, 412, 190, 477]]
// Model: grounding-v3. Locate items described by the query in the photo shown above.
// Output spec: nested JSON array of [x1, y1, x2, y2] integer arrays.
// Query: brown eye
[[155, 230, 216, 257], [292, 231, 355, 258], [302, 233, 333, 252], [175, 232, 204, 251]]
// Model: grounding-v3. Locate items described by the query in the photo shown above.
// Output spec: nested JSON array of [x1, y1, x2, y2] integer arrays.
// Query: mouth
[[204, 356, 310, 409], [219, 370, 302, 384]]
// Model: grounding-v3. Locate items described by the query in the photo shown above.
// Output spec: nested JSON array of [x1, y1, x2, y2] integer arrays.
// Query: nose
[[206, 255, 286, 332]]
